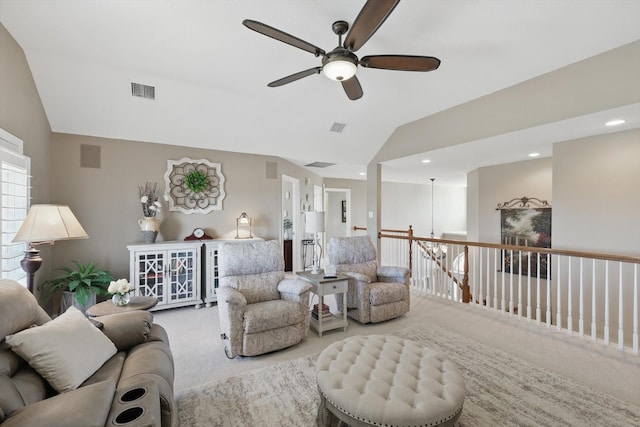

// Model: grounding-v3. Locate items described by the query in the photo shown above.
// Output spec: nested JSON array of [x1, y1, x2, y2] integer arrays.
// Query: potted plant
[[39, 261, 114, 314]]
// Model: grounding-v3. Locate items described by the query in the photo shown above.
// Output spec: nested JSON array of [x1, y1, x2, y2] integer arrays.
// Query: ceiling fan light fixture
[[322, 52, 358, 81]]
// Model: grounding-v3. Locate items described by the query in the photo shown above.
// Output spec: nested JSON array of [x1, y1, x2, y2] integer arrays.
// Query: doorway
[[323, 187, 352, 255], [282, 175, 301, 272]]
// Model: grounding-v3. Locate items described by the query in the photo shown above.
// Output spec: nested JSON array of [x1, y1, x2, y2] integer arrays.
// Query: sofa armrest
[[277, 278, 312, 296], [377, 265, 410, 283], [216, 286, 247, 306], [1, 379, 115, 427], [95, 311, 153, 351]]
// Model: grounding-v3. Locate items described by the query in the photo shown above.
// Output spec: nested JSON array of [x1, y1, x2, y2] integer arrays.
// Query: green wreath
[[184, 170, 208, 193]]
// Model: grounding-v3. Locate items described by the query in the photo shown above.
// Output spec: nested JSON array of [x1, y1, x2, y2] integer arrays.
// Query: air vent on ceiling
[[305, 162, 336, 168], [131, 82, 155, 100], [330, 122, 346, 133]]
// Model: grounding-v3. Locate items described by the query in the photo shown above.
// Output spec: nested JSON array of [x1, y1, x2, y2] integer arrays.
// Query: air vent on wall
[[330, 122, 346, 133], [305, 162, 336, 168], [131, 82, 155, 100]]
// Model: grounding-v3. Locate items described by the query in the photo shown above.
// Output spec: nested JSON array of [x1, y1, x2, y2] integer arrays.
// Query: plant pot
[[60, 290, 96, 315], [139, 217, 161, 243]]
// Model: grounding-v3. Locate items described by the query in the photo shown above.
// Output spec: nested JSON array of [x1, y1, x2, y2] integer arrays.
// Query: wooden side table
[[296, 270, 348, 337], [86, 296, 158, 317]]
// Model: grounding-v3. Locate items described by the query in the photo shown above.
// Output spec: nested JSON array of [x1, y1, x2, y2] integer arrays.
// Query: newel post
[[462, 245, 471, 303]]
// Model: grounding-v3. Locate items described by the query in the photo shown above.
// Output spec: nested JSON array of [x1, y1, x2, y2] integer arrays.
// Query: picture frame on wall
[[341, 200, 346, 223], [497, 197, 551, 279]]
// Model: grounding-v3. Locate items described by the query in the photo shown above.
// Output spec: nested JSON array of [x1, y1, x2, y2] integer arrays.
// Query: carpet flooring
[[176, 323, 640, 426]]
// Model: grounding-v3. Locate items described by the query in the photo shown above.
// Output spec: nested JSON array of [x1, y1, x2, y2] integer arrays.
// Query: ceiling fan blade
[[243, 20, 326, 57], [341, 76, 363, 100], [267, 67, 322, 87], [343, 0, 400, 52], [360, 55, 441, 72]]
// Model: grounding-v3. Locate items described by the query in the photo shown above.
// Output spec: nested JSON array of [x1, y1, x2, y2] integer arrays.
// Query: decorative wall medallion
[[164, 158, 226, 214]]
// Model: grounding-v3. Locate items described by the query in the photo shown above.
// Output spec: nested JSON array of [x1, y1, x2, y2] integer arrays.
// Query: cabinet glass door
[[167, 249, 197, 302], [136, 252, 165, 303]]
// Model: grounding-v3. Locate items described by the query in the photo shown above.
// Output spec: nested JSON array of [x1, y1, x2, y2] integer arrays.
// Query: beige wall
[[0, 24, 51, 203], [50, 133, 319, 280], [0, 23, 53, 298]]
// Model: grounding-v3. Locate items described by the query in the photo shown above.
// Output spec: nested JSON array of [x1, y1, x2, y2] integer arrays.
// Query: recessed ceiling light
[[359, 172, 366, 176], [605, 119, 626, 127], [421, 159, 431, 164], [528, 152, 540, 158]]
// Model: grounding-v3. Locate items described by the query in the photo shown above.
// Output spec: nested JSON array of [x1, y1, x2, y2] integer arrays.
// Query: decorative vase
[[284, 229, 292, 240], [139, 217, 161, 244], [112, 292, 131, 306]]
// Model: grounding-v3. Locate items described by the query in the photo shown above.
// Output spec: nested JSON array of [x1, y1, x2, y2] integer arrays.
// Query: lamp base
[[311, 265, 321, 275], [21, 246, 43, 294]]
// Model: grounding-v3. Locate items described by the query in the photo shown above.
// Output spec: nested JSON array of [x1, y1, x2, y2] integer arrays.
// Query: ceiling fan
[[243, 0, 440, 100]]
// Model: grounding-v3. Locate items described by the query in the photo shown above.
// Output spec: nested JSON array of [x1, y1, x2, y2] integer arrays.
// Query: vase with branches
[[138, 182, 162, 243]]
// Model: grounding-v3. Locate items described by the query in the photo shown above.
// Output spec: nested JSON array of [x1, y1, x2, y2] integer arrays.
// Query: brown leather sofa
[[0, 279, 176, 427]]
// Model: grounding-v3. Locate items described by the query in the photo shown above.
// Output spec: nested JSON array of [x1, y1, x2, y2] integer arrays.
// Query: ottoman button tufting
[[316, 335, 466, 427]]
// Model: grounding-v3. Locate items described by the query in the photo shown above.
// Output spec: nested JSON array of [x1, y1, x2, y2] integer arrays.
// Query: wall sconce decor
[[236, 212, 253, 239], [164, 157, 226, 214]]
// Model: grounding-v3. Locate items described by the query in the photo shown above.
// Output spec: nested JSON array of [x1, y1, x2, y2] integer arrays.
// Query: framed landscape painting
[[500, 207, 551, 279]]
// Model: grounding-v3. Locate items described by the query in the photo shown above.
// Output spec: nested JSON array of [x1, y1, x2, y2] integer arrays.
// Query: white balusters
[[604, 261, 610, 345], [633, 263, 638, 355], [591, 259, 597, 341], [579, 258, 584, 337], [618, 263, 624, 351]]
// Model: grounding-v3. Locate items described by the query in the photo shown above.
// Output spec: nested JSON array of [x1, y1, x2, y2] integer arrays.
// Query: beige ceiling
[[1, 0, 639, 185]]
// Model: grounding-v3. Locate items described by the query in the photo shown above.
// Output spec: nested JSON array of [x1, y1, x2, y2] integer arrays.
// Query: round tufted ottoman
[[315, 335, 466, 427]]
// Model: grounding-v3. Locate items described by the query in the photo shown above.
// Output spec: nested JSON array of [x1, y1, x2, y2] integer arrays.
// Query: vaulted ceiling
[[1, 0, 639, 185]]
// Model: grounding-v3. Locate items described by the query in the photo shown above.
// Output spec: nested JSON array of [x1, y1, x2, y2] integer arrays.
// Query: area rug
[[177, 324, 640, 426]]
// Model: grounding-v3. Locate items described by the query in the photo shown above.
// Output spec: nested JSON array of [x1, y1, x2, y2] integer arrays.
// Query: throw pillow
[[5, 306, 117, 393]]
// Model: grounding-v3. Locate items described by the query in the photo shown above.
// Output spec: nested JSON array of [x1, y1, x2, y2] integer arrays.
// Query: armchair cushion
[[377, 265, 411, 281], [222, 271, 282, 304], [243, 300, 304, 334], [369, 282, 409, 305], [5, 306, 117, 393], [96, 311, 153, 351]]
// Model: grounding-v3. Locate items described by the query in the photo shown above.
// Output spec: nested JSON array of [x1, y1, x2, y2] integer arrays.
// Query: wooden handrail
[[378, 232, 640, 265]]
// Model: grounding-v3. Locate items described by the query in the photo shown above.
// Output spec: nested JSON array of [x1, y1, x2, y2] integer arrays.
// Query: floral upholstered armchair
[[216, 240, 312, 358], [327, 235, 410, 324]]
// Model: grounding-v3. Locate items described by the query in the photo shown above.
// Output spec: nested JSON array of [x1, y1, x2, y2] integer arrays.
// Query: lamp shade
[[305, 211, 325, 234], [322, 59, 357, 81], [12, 205, 89, 243]]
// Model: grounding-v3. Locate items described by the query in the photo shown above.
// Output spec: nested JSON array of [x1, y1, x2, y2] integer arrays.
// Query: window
[[0, 128, 30, 287]]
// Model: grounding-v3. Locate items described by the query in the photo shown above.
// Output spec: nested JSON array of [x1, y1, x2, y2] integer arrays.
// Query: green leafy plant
[[184, 170, 208, 193], [283, 218, 293, 230], [39, 261, 114, 306]]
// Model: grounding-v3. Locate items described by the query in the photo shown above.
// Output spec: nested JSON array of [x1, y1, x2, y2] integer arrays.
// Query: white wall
[[382, 182, 466, 238], [325, 191, 348, 239], [553, 129, 640, 255], [467, 157, 553, 243], [323, 178, 467, 239]]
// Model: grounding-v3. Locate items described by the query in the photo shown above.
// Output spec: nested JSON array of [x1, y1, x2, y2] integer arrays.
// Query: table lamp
[[236, 212, 253, 239], [305, 211, 325, 274], [12, 204, 89, 293]]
